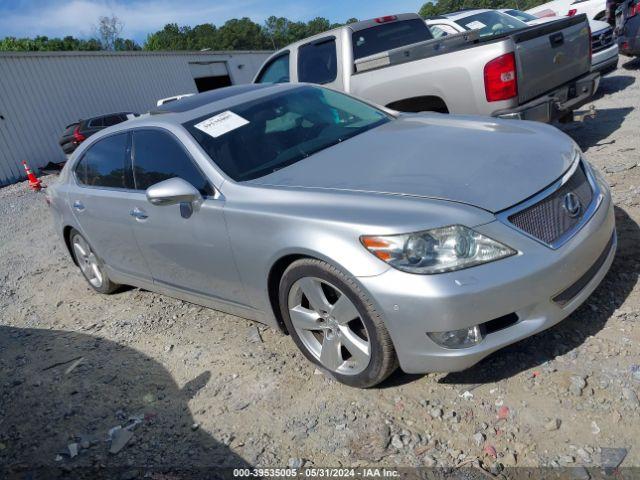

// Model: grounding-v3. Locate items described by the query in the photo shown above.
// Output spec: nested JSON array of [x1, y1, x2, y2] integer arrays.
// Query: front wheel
[[279, 259, 398, 388]]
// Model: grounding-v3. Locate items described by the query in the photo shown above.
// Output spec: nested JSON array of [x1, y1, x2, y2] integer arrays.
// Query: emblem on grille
[[563, 192, 582, 218]]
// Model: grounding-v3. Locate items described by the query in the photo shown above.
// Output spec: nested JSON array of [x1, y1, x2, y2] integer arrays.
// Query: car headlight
[[361, 225, 516, 274]]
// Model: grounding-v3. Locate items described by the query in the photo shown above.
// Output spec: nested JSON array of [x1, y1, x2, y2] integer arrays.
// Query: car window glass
[[75, 133, 128, 188], [184, 86, 389, 182], [352, 19, 433, 60], [454, 11, 528, 37], [103, 115, 123, 127], [298, 39, 338, 84], [132, 129, 214, 196], [429, 24, 459, 37], [88, 118, 104, 128], [256, 53, 290, 83]]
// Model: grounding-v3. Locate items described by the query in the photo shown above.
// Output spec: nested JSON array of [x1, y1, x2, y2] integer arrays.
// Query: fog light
[[428, 325, 483, 349]]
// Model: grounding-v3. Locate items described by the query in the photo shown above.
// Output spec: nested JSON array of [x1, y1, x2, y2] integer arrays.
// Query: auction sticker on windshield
[[194, 111, 249, 138], [466, 20, 487, 30]]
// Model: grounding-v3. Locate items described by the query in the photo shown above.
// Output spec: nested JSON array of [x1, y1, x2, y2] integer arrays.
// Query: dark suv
[[59, 112, 137, 155], [608, 0, 640, 56]]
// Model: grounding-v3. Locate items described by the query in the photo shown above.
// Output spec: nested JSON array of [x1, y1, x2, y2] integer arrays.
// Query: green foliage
[[418, 0, 549, 17], [143, 16, 358, 51], [0, 35, 104, 51]]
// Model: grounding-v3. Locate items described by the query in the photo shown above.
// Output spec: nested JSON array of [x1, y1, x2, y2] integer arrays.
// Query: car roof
[[85, 112, 134, 122], [443, 9, 493, 20], [151, 84, 273, 115], [116, 83, 305, 129]]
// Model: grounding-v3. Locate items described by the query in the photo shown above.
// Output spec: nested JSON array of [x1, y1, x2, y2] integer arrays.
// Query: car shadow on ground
[[560, 106, 634, 151], [381, 206, 638, 388], [621, 56, 640, 70], [0, 325, 252, 479], [591, 73, 636, 101]]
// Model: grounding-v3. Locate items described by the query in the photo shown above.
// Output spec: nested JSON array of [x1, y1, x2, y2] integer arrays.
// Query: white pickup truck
[[254, 13, 599, 122]]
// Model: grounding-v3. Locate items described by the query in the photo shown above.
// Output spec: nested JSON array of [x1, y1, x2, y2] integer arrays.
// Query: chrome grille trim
[[592, 27, 614, 53], [497, 157, 603, 250]]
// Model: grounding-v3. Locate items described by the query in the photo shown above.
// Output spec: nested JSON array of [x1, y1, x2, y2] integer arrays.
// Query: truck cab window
[[298, 39, 338, 84], [256, 53, 290, 83]]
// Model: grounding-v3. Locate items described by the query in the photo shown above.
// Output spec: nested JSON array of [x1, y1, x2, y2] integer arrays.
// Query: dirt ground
[[1, 57, 639, 478]]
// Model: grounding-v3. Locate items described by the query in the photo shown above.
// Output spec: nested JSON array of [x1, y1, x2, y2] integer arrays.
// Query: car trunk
[[512, 15, 591, 104]]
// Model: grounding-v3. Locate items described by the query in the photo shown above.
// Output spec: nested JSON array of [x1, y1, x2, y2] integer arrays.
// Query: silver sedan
[[48, 84, 616, 387]]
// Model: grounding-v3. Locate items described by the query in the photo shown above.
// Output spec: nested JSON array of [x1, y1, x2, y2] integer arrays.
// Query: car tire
[[69, 229, 119, 294], [279, 258, 398, 388]]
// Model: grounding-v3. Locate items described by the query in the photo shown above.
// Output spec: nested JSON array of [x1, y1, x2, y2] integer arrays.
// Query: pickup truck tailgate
[[513, 15, 591, 104]]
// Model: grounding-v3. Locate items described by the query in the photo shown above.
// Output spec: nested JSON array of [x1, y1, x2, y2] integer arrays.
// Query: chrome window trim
[[496, 154, 603, 250]]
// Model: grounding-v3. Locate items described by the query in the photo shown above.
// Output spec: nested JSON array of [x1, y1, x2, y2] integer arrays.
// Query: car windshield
[[184, 86, 390, 182], [504, 9, 540, 22], [453, 11, 529, 37]]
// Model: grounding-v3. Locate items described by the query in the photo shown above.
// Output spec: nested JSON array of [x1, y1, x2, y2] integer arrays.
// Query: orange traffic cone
[[22, 160, 42, 191]]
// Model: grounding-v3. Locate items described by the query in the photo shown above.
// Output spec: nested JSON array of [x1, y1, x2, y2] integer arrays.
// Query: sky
[[0, 0, 425, 43]]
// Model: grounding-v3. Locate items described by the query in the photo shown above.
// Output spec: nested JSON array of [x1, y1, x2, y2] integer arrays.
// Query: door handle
[[73, 200, 85, 212], [129, 207, 148, 220]]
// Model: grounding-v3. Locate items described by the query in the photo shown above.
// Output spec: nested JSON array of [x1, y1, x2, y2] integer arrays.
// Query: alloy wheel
[[72, 235, 104, 288], [287, 277, 371, 375]]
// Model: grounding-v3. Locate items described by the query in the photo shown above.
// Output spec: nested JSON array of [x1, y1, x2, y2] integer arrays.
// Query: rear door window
[[298, 38, 338, 84], [87, 118, 104, 128], [352, 19, 434, 60], [103, 115, 124, 127], [131, 129, 214, 196], [256, 52, 290, 83], [75, 133, 128, 188]]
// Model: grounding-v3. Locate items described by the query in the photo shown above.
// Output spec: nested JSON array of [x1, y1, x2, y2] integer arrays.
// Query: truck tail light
[[374, 15, 397, 23], [73, 125, 86, 144], [567, 8, 578, 16], [484, 53, 518, 102]]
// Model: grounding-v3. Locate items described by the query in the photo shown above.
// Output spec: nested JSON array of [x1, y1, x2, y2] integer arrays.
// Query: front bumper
[[358, 176, 615, 374], [494, 72, 600, 122], [591, 43, 619, 75]]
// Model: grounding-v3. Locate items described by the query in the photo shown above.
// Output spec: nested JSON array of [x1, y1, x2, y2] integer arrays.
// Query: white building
[[0, 50, 271, 186]]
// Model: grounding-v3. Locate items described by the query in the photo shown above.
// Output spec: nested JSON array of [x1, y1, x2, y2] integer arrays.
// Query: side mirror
[[146, 177, 202, 206]]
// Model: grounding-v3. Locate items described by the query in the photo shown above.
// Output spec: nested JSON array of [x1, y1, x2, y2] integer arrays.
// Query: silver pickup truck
[[254, 13, 599, 122]]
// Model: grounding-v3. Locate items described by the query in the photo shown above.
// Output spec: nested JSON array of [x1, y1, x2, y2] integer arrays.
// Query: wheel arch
[[63, 225, 79, 266], [386, 95, 449, 113]]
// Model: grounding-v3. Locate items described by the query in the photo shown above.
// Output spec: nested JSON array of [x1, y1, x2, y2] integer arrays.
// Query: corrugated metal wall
[[0, 51, 271, 186]]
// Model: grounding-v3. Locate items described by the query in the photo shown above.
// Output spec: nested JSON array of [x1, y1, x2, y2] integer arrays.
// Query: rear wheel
[[279, 258, 397, 388], [69, 229, 119, 294]]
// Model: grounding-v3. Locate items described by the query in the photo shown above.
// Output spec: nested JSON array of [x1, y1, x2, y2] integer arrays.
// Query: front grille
[[508, 163, 593, 245], [592, 27, 614, 53]]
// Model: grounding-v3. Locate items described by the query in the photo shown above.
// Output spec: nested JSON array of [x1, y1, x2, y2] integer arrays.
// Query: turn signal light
[[567, 8, 578, 15], [484, 53, 518, 102]]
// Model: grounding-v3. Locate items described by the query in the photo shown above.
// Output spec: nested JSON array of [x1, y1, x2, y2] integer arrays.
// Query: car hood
[[249, 114, 578, 213]]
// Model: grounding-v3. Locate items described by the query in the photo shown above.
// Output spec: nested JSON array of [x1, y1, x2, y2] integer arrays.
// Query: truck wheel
[[279, 258, 398, 388]]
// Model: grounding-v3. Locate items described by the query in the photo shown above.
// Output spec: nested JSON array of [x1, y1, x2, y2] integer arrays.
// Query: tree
[[96, 15, 124, 50], [215, 18, 270, 50]]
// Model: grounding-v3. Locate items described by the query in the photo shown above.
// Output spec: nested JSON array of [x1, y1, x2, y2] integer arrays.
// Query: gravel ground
[[1, 57, 639, 478]]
